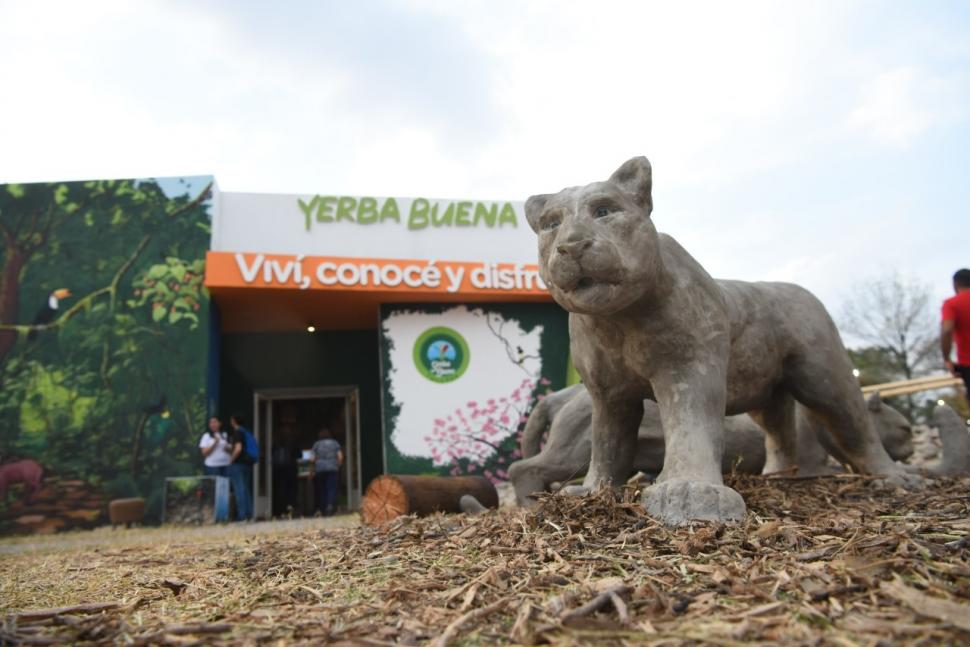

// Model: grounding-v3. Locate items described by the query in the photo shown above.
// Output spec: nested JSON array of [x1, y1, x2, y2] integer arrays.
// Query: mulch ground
[[2, 475, 969, 645]]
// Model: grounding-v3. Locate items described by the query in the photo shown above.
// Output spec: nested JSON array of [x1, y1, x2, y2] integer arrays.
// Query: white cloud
[[0, 0, 968, 319], [0, 0, 855, 194], [847, 65, 967, 147]]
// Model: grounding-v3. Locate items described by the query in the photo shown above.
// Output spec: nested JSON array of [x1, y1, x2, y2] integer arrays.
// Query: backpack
[[239, 428, 260, 464]]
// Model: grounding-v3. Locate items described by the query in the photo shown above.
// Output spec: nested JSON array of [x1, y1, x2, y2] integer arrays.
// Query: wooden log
[[15, 514, 45, 525], [34, 518, 66, 534], [108, 498, 146, 526], [64, 509, 102, 522], [361, 475, 498, 526]]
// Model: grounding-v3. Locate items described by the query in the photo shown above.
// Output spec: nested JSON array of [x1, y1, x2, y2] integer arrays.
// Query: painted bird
[[27, 288, 71, 341], [142, 394, 170, 418]]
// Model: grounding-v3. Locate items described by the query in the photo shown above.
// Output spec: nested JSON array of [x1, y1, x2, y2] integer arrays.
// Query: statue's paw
[[517, 494, 541, 509], [459, 495, 487, 515], [874, 468, 925, 490], [762, 457, 798, 476], [642, 479, 746, 526], [560, 484, 591, 497]]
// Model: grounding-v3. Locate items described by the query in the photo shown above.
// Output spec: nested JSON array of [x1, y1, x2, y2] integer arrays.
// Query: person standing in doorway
[[228, 413, 257, 521], [942, 268, 970, 399], [311, 427, 343, 516], [199, 417, 231, 477]]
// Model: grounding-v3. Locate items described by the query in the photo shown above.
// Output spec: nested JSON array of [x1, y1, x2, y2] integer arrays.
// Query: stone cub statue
[[525, 156, 919, 524], [921, 404, 970, 477], [509, 386, 914, 506]]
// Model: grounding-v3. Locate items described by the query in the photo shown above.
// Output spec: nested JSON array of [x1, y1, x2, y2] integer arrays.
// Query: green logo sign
[[413, 327, 470, 383]]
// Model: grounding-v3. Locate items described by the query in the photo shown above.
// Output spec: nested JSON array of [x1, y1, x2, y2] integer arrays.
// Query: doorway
[[252, 386, 362, 519]]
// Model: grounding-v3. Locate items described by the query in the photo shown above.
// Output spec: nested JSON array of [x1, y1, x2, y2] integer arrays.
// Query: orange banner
[[204, 252, 549, 297]]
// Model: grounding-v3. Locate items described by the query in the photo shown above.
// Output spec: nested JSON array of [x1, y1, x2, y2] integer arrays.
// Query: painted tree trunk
[[0, 247, 24, 365], [361, 475, 498, 525]]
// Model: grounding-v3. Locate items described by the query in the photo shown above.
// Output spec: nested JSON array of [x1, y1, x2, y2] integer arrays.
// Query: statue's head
[[525, 157, 662, 315], [868, 394, 914, 462]]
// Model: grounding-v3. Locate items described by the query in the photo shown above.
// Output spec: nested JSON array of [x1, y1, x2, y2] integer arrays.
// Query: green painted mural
[[0, 177, 213, 534]]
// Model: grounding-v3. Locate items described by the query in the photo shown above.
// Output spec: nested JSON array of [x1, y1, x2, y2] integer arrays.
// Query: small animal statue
[[509, 386, 914, 506], [0, 458, 45, 502], [525, 156, 919, 524], [922, 405, 970, 477], [520, 383, 586, 458]]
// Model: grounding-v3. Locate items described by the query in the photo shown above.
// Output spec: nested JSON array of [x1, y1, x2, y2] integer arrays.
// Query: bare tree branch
[[840, 273, 939, 385], [0, 235, 151, 335], [166, 181, 213, 219]]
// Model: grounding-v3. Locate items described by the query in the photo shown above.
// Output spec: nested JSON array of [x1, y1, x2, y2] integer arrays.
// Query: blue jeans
[[202, 468, 230, 521], [204, 465, 229, 478], [314, 470, 339, 515], [229, 462, 253, 520]]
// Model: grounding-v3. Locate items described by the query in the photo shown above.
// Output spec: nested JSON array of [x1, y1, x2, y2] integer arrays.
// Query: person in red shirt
[[942, 268, 970, 398]]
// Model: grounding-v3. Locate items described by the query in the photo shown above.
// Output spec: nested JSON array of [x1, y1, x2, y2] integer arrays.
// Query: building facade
[[0, 178, 570, 533]]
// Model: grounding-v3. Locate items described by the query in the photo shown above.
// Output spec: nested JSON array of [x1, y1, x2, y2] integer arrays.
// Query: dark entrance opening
[[270, 396, 346, 516]]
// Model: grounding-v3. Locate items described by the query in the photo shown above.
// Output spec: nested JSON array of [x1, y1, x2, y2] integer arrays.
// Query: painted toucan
[[27, 288, 71, 341], [142, 394, 170, 418]]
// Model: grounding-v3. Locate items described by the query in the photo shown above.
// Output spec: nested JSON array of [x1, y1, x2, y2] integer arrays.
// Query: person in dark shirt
[[228, 413, 255, 521], [311, 427, 343, 516]]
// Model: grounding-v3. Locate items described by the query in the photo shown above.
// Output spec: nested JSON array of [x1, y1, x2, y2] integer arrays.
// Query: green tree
[[847, 346, 907, 386], [0, 178, 212, 522]]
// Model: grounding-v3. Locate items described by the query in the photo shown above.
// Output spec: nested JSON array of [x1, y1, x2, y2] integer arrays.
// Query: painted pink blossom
[[424, 377, 539, 469]]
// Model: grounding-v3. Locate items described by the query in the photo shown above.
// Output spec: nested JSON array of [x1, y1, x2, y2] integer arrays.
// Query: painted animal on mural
[[0, 458, 45, 502], [508, 386, 914, 506], [524, 156, 920, 524]]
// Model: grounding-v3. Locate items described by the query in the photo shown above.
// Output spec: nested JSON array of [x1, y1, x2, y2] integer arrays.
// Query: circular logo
[[413, 327, 470, 383]]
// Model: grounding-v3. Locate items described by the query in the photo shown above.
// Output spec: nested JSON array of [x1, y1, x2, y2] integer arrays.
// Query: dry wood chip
[[11, 602, 121, 623], [430, 597, 511, 647], [157, 578, 188, 596], [561, 584, 632, 625], [4, 476, 970, 645], [880, 577, 970, 631], [509, 600, 535, 644]]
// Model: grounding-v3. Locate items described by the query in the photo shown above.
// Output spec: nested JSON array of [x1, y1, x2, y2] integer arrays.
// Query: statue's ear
[[525, 194, 549, 233], [608, 156, 653, 211], [867, 393, 882, 412]]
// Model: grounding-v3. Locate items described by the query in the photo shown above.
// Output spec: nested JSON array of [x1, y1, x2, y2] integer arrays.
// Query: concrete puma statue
[[508, 386, 914, 506], [525, 156, 920, 524]]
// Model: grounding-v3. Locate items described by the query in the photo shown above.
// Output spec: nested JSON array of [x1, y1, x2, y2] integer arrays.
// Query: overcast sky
[[1, 0, 967, 320]]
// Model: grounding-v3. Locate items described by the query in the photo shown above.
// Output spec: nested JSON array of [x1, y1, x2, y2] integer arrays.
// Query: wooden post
[[361, 475, 498, 525]]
